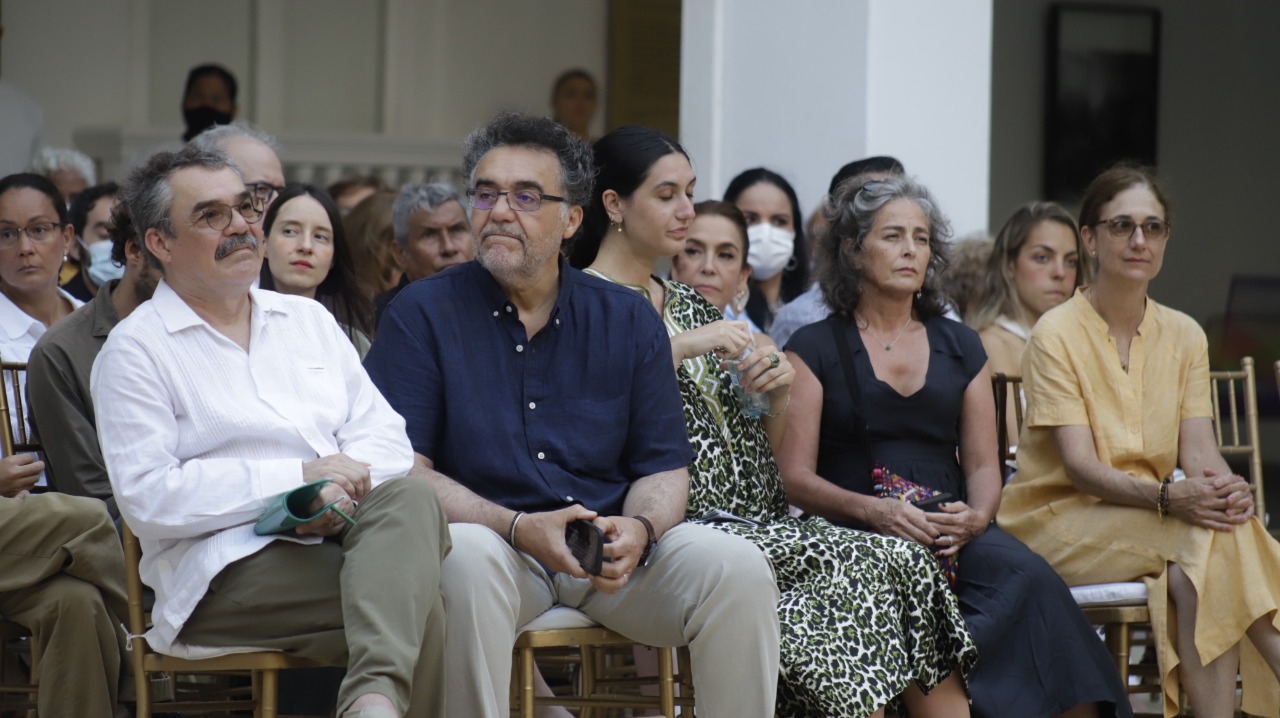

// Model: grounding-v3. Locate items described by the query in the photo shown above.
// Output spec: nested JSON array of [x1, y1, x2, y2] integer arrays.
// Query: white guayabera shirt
[[91, 280, 411, 657]]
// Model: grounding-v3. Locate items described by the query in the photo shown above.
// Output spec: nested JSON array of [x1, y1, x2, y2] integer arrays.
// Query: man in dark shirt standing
[[365, 112, 780, 718]]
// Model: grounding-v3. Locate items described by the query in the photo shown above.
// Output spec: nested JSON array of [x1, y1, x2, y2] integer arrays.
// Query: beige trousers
[[442, 521, 781, 717], [179, 477, 451, 717], [0, 492, 130, 718]]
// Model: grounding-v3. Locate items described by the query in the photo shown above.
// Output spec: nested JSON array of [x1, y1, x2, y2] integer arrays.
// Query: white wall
[[0, 0, 607, 148], [866, 1, 992, 238], [682, 0, 992, 237], [990, 0, 1280, 324]]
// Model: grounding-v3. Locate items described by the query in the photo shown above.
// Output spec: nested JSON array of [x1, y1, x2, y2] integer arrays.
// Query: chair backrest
[[991, 372, 1023, 476], [1209, 357, 1264, 522], [0, 362, 38, 456]]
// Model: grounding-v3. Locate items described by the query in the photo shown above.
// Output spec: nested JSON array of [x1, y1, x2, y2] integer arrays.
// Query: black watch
[[632, 515, 658, 567]]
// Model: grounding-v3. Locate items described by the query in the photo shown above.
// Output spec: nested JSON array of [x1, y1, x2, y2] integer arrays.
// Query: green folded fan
[[254, 478, 359, 536]]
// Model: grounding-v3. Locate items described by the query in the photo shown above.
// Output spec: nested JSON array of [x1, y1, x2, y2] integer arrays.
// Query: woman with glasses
[[570, 126, 977, 718], [259, 184, 374, 358], [0, 173, 84, 497], [998, 164, 1280, 718], [778, 174, 1130, 718]]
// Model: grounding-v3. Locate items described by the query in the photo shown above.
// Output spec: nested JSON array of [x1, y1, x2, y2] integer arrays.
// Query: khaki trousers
[[180, 477, 451, 717], [442, 522, 781, 718], [0, 492, 130, 718]]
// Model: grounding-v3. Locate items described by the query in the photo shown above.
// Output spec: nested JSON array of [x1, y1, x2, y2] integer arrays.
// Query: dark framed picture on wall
[[1044, 4, 1161, 203]]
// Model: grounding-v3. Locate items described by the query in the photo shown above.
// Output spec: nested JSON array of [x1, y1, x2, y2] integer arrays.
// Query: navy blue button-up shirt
[[365, 259, 693, 516]]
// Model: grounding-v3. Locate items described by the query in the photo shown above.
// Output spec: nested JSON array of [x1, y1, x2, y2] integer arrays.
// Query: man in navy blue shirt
[[365, 112, 779, 717]]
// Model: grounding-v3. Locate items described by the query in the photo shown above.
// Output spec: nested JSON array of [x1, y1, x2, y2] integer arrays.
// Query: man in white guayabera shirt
[[91, 144, 449, 718]]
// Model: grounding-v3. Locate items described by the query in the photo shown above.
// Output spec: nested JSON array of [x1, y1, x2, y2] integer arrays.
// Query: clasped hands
[[872, 496, 986, 558], [296, 453, 371, 537], [1169, 468, 1253, 531], [512, 504, 649, 594]]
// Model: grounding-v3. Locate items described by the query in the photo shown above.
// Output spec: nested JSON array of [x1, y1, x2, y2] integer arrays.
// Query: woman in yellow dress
[[998, 164, 1280, 718]]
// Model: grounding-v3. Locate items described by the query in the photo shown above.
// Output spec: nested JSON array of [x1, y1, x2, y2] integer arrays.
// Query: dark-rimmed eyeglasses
[[246, 182, 284, 207], [466, 188, 565, 213], [191, 197, 263, 231], [1094, 217, 1170, 242], [0, 222, 64, 249]]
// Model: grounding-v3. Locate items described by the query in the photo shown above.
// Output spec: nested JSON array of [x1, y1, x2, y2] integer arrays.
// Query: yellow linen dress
[[997, 289, 1280, 718]]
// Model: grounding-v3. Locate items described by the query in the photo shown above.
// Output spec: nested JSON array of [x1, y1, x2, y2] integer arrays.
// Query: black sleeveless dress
[[787, 315, 1131, 718]]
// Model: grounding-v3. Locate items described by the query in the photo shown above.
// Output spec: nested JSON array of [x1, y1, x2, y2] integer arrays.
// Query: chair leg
[[261, 669, 279, 718], [134, 664, 151, 717], [520, 646, 535, 718], [1102, 622, 1131, 688], [658, 646, 675, 717], [579, 644, 594, 718], [25, 638, 39, 718]]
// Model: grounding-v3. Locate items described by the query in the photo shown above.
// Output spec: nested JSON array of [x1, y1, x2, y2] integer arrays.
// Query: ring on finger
[[768, 353, 780, 369]]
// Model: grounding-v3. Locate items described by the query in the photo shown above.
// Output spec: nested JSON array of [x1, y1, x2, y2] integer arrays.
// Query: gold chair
[[0, 620, 37, 716], [1074, 357, 1265, 705], [0, 362, 39, 716], [511, 606, 694, 718], [0, 362, 38, 458], [122, 524, 324, 718], [991, 372, 1023, 479]]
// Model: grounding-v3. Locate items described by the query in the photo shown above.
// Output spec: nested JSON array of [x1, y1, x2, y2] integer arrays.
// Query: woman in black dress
[[777, 175, 1131, 718]]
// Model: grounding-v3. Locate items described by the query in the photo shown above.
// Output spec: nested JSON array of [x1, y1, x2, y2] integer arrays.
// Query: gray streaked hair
[[120, 145, 238, 269], [33, 147, 97, 185], [816, 175, 953, 320], [391, 182, 467, 248], [460, 111, 594, 210], [189, 120, 280, 153]]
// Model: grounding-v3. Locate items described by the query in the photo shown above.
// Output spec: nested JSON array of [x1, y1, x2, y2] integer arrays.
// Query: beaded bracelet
[[507, 511, 526, 547], [1156, 476, 1172, 520]]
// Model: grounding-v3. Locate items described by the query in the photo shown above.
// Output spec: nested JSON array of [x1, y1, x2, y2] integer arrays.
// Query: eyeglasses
[[246, 182, 284, 206], [466, 188, 565, 213], [0, 222, 64, 249], [191, 197, 264, 231], [1094, 217, 1170, 242]]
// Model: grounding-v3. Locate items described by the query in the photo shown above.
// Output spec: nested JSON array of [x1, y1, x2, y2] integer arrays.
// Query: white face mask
[[86, 240, 125, 286], [746, 223, 795, 281]]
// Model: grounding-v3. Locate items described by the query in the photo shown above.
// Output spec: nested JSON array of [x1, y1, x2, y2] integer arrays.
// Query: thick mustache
[[479, 223, 525, 244], [214, 233, 258, 260]]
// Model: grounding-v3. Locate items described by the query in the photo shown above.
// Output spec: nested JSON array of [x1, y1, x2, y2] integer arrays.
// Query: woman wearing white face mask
[[724, 168, 808, 333], [61, 183, 122, 301]]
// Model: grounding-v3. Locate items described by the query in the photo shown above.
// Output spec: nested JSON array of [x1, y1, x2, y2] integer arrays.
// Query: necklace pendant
[[884, 345, 892, 351]]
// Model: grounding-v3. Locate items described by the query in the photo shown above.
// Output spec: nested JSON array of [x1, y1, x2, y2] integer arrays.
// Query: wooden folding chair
[[122, 524, 324, 718], [991, 372, 1023, 479], [0, 362, 39, 716], [512, 606, 694, 718], [0, 363, 38, 459], [0, 620, 37, 717]]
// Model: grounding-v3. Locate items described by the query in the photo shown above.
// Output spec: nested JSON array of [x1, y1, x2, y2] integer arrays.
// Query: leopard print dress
[[658, 278, 978, 718]]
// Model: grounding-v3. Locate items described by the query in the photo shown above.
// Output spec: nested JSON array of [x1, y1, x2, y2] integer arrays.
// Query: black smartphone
[[912, 493, 955, 513], [565, 519, 604, 576]]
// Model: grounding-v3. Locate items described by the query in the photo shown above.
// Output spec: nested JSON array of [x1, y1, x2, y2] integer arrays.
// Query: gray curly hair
[[815, 175, 953, 319]]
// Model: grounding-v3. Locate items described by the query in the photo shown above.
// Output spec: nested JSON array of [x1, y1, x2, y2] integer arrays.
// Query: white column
[[681, 0, 992, 236]]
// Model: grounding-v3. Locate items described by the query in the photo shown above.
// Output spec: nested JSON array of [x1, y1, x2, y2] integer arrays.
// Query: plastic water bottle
[[725, 347, 771, 419]]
